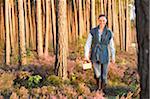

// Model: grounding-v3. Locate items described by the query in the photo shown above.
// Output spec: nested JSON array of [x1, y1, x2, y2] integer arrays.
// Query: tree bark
[[121, 1, 125, 50], [24, 0, 30, 49], [51, 0, 56, 53], [86, 0, 90, 34], [83, 0, 86, 35], [31, 3, 36, 50], [113, 0, 120, 46], [91, 0, 96, 28], [42, 0, 46, 46], [79, 0, 84, 38], [8, 4, 15, 56], [28, 0, 34, 49], [55, 0, 68, 79], [125, 0, 130, 51], [100, 0, 104, 14], [107, 0, 112, 30], [67, 2, 71, 43], [118, 0, 123, 50], [44, 0, 50, 56], [11, 0, 16, 54], [0, 6, 5, 41], [73, 0, 78, 41], [104, 0, 107, 15], [135, 0, 149, 98], [36, 0, 43, 57], [5, 0, 11, 65], [18, 0, 27, 65]]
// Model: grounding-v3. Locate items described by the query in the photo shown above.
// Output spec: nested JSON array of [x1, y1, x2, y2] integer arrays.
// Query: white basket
[[82, 62, 92, 70]]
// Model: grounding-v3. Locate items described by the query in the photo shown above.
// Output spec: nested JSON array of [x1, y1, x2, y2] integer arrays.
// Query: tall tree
[[36, 0, 43, 57], [83, 0, 86, 35], [125, 0, 130, 51], [107, 0, 112, 30], [5, 0, 11, 65], [42, 0, 46, 46], [51, 0, 56, 53], [11, 0, 16, 54], [121, 1, 125, 50], [104, 0, 107, 15], [135, 0, 149, 98], [112, 0, 120, 46], [24, 0, 30, 49], [73, 0, 78, 41], [44, 0, 50, 56], [118, 0, 123, 50], [86, 0, 90, 34], [28, 0, 34, 49], [67, 2, 72, 43], [91, 0, 96, 28], [0, 5, 5, 42], [100, 0, 104, 14], [31, 2, 36, 50], [18, 0, 27, 65], [8, 3, 15, 56], [79, 0, 84, 38], [55, 0, 68, 79]]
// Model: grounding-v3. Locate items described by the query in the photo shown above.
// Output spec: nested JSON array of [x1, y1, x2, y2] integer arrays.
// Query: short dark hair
[[98, 14, 107, 19]]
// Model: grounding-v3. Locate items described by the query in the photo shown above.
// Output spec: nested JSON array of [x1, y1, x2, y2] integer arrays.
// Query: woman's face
[[98, 16, 107, 29]]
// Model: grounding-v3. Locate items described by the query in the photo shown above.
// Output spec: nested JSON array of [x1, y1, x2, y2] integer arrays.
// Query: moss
[[44, 75, 63, 87]]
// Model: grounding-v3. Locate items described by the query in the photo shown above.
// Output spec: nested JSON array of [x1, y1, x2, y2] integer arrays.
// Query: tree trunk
[[86, 0, 90, 34], [0, 5, 5, 42], [11, 0, 16, 54], [36, 0, 43, 57], [44, 0, 50, 56], [83, 0, 86, 35], [107, 0, 112, 30], [79, 0, 84, 38], [32, 3, 36, 50], [42, 0, 46, 46], [73, 0, 78, 41], [91, 0, 96, 28], [118, 0, 123, 50], [115, 0, 120, 46], [15, 4, 19, 50], [67, 2, 71, 43], [51, 0, 56, 53], [5, 0, 11, 65], [135, 0, 149, 98], [112, 0, 119, 46], [121, 1, 125, 50], [49, 4, 53, 50], [28, 0, 34, 49], [8, 4, 15, 56], [24, 0, 30, 49], [104, 0, 107, 15], [18, 0, 27, 65], [100, 0, 104, 14], [125, 0, 130, 51], [55, 0, 68, 79]]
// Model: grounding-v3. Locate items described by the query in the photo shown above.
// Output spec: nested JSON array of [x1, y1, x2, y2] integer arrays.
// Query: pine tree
[[55, 0, 68, 79], [18, 0, 27, 65], [36, 0, 43, 57]]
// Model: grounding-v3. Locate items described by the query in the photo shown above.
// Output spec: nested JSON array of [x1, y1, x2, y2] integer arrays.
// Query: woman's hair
[[98, 14, 107, 23], [98, 14, 107, 19]]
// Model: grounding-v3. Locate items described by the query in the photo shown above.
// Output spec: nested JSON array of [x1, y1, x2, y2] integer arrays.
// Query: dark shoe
[[98, 80, 102, 91], [102, 82, 106, 90], [94, 78, 99, 91]]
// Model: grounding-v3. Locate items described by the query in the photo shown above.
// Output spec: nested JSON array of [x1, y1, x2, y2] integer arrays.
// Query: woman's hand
[[111, 59, 115, 64], [84, 57, 90, 63]]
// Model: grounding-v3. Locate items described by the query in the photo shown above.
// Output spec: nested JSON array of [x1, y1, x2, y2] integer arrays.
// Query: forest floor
[[0, 42, 140, 98]]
